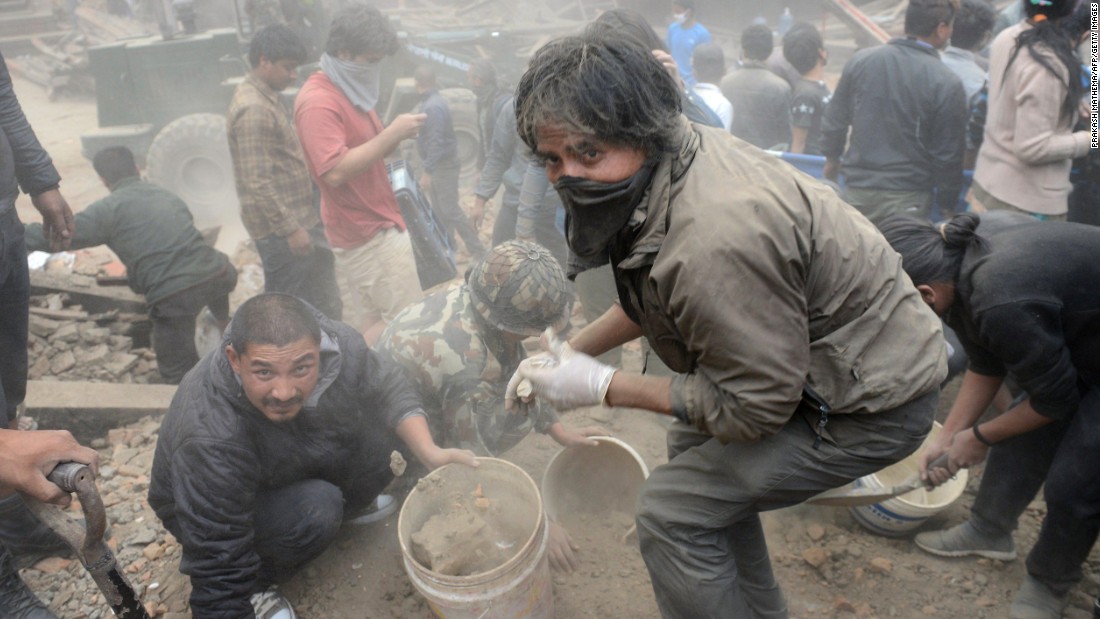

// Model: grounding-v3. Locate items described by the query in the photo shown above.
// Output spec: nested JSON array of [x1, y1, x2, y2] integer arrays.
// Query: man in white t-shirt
[[691, 43, 733, 131]]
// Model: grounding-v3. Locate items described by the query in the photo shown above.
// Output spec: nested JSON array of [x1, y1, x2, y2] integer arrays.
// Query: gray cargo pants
[[636, 390, 937, 618]]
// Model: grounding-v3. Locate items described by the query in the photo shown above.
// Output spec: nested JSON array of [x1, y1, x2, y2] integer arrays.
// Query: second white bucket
[[849, 422, 969, 536], [541, 436, 649, 523]]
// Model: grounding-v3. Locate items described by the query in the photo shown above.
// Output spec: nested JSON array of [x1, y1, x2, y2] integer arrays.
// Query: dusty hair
[[1007, 1, 1088, 116], [229, 293, 321, 356], [325, 4, 399, 58], [92, 146, 138, 187], [740, 24, 774, 61], [595, 8, 667, 52], [951, 0, 996, 51], [878, 213, 985, 285], [514, 28, 681, 157], [249, 23, 307, 68], [692, 42, 726, 84], [782, 23, 824, 75], [904, 0, 958, 38], [413, 64, 436, 88]]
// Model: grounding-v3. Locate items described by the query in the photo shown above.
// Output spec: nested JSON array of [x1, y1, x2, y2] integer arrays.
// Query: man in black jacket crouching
[[149, 293, 476, 618]]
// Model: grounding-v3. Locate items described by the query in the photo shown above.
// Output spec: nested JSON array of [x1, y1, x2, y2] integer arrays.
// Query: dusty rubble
[[24, 241, 264, 387], [11, 247, 1100, 619], [26, 296, 159, 385], [16, 373, 1100, 618], [19, 417, 191, 619], [7, 7, 1095, 612]]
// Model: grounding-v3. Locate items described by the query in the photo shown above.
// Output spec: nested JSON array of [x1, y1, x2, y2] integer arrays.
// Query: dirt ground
[[13, 75, 1100, 619]]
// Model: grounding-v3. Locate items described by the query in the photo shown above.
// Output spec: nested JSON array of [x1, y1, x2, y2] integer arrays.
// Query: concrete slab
[[30, 270, 146, 314], [24, 380, 176, 441]]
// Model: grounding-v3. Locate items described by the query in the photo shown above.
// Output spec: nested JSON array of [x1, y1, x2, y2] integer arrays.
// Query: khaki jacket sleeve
[[662, 184, 809, 443]]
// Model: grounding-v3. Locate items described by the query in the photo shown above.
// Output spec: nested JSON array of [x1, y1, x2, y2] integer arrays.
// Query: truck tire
[[440, 88, 480, 190], [145, 113, 241, 243]]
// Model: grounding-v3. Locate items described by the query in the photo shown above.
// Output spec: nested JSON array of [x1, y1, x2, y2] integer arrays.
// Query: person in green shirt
[[24, 146, 237, 384]]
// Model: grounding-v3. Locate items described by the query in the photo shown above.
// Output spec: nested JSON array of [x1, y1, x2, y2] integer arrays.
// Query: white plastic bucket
[[849, 422, 968, 536], [397, 458, 553, 619], [541, 436, 649, 523]]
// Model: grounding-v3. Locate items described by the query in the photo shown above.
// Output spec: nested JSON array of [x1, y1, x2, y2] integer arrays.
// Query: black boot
[[0, 546, 58, 619], [0, 495, 71, 569]]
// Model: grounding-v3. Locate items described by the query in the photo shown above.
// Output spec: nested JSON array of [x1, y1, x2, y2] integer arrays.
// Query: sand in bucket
[[410, 481, 526, 576], [398, 458, 553, 619]]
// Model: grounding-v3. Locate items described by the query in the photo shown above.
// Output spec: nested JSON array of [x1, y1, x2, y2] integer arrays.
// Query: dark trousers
[[255, 224, 343, 321], [252, 480, 344, 585], [637, 390, 936, 618], [160, 437, 403, 593], [970, 386, 1100, 594], [149, 267, 237, 384], [491, 190, 568, 267], [252, 438, 403, 584], [428, 160, 484, 257], [0, 206, 28, 426], [1068, 180, 1100, 226]]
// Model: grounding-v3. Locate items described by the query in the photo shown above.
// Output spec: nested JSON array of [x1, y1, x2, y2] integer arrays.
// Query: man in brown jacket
[[507, 28, 947, 618]]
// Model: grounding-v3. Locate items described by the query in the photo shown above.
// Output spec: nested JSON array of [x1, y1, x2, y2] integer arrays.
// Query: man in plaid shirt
[[228, 24, 342, 320]]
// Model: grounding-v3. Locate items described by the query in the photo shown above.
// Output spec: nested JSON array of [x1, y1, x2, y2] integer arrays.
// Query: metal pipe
[[25, 463, 150, 619]]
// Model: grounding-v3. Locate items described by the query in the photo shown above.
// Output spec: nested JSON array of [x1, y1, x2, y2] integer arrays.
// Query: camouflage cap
[[468, 240, 568, 337]]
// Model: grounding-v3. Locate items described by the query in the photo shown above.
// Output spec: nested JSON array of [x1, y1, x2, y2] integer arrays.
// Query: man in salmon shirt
[[295, 4, 425, 343]]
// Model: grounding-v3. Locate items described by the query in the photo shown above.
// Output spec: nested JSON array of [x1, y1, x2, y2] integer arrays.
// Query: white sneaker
[[344, 494, 397, 525], [251, 588, 297, 619]]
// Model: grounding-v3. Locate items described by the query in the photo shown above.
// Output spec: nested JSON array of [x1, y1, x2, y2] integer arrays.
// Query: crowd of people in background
[[0, 1, 1098, 618]]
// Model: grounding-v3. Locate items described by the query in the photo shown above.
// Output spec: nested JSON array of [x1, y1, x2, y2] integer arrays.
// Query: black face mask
[[554, 160, 657, 258]]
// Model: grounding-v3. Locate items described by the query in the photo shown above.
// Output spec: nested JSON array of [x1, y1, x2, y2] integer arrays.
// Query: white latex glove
[[505, 328, 617, 412]]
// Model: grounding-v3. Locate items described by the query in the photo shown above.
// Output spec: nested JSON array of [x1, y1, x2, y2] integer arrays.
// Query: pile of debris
[[26, 292, 158, 384], [24, 248, 157, 384], [20, 416, 192, 619], [23, 238, 265, 387]]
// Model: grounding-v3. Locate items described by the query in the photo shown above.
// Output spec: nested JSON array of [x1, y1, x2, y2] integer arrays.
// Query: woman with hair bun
[[969, 0, 1092, 220], [880, 211, 1100, 619]]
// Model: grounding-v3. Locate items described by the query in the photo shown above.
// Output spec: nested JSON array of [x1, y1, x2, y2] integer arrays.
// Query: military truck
[[78, 0, 580, 247]]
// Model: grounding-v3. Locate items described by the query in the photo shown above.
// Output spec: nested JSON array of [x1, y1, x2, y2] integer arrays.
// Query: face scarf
[[554, 160, 658, 259], [320, 52, 381, 113]]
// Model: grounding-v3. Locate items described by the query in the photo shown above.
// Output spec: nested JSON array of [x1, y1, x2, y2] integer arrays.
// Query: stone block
[[28, 314, 60, 338], [49, 350, 76, 374], [108, 335, 133, 351], [105, 352, 140, 377], [28, 355, 51, 380], [47, 322, 79, 344], [80, 326, 111, 346], [75, 344, 111, 366]]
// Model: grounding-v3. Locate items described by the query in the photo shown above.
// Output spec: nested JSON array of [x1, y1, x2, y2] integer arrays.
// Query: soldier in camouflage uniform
[[379, 240, 604, 458], [380, 241, 602, 573]]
